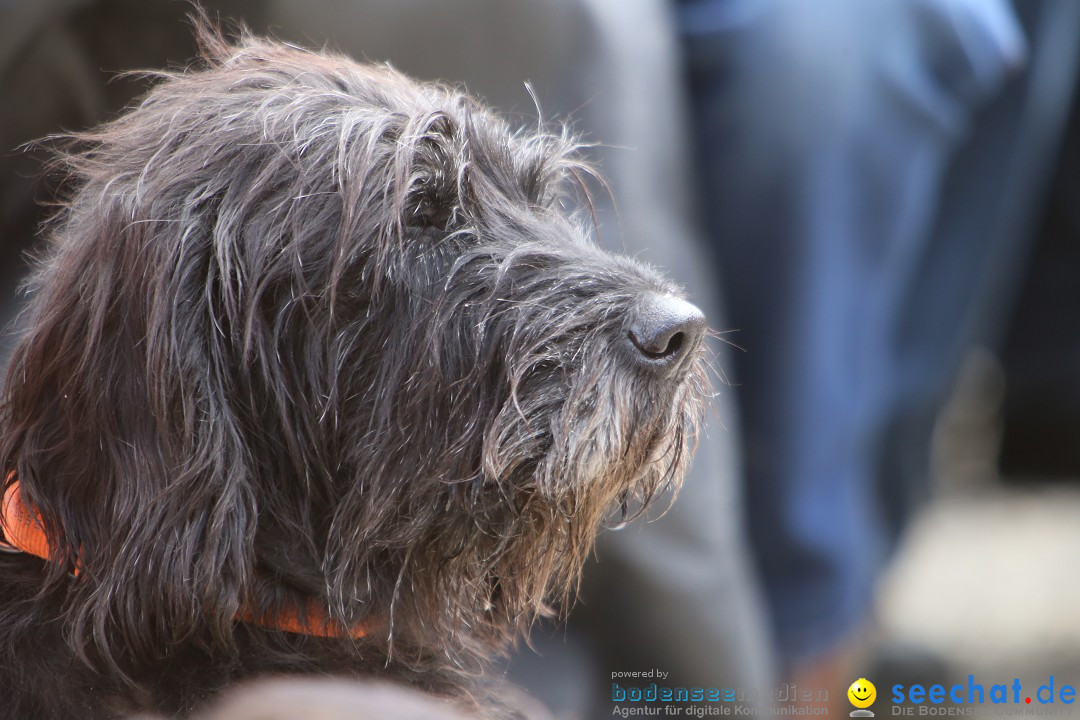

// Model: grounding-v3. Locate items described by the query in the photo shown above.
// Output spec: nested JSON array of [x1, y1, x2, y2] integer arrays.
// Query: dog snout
[[626, 294, 706, 377]]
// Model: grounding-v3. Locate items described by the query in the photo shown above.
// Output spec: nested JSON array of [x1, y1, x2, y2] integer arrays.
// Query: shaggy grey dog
[[0, 21, 706, 719]]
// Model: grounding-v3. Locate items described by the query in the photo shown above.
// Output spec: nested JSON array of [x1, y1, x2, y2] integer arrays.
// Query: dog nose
[[626, 294, 706, 376]]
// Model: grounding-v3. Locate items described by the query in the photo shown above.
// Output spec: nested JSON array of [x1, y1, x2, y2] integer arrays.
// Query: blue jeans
[[678, 0, 1078, 666]]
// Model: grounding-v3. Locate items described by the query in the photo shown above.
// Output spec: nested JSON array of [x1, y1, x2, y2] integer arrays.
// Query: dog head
[[0, 24, 707, 677]]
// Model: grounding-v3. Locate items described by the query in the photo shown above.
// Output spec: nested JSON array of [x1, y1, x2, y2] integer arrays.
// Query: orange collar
[[1, 475, 366, 640], [0, 477, 50, 560]]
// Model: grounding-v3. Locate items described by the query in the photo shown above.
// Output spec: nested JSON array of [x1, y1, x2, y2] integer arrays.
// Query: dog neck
[[0, 475, 367, 640]]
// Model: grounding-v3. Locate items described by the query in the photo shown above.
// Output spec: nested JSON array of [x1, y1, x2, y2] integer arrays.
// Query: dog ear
[[0, 198, 258, 672], [391, 105, 577, 233], [395, 110, 466, 232], [390, 105, 594, 237]]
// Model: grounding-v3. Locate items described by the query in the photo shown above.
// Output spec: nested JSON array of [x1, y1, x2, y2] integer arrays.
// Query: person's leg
[[679, 0, 1025, 672], [878, 0, 1080, 538]]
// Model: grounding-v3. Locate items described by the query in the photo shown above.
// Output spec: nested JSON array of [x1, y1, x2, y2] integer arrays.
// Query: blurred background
[[2, 1, 1080, 717]]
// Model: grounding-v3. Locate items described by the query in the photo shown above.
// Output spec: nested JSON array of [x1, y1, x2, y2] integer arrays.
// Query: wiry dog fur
[[0, 22, 706, 719]]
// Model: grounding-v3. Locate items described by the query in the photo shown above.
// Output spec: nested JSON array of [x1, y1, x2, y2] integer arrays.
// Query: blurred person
[[675, 0, 1080, 699]]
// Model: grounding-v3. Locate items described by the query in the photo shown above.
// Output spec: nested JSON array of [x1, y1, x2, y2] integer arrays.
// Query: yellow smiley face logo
[[848, 678, 877, 709]]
